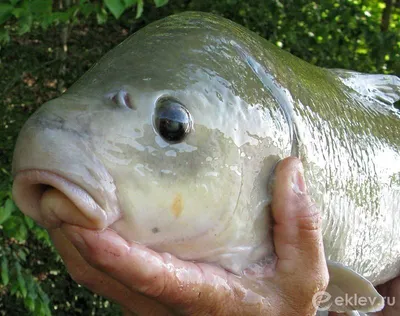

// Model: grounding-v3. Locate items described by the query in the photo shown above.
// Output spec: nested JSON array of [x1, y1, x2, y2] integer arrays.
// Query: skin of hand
[[48, 157, 329, 315]]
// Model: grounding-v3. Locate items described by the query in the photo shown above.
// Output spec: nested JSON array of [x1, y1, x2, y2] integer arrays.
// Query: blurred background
[[0, 0, 399, 315]]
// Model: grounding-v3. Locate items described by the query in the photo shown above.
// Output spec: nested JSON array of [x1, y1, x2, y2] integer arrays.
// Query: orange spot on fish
[[171, 193, 183, 218]]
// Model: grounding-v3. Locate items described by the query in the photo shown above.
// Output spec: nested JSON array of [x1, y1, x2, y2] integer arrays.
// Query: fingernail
[[292, 163, 307, 194]]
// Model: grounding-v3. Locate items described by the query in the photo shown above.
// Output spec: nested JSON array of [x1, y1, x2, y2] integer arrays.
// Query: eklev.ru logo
[[312, 291, 396, 311]]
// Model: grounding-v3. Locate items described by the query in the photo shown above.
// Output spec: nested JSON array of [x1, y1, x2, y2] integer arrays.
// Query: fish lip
[[12, 169, 108, 229]]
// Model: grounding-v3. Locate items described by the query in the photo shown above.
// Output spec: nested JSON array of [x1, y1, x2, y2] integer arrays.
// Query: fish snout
[[11, 104, 121, 230]]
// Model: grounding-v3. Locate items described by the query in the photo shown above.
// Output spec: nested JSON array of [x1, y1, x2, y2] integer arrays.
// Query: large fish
[[11, 12, 400, 314]]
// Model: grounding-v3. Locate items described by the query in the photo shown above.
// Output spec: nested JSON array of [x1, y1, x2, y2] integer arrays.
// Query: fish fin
[[331, 69, 400, 107], [323, 260, 385, 313]]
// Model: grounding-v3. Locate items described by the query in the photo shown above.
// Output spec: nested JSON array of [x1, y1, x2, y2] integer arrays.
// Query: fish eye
[[154, 98, 192, 143]]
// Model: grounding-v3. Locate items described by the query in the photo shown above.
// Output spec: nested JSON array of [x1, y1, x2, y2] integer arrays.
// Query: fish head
[[12, 12, 293, 272]]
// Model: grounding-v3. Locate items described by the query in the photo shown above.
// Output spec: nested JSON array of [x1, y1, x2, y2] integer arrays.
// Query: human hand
[[48, 157, 329, 315]]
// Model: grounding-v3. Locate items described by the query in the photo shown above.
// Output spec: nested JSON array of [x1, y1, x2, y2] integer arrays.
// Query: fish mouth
[[12, 170, 108, 230]]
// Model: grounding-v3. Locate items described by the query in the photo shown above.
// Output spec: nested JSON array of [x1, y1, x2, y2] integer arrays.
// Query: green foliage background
[[0, 0, 399, 315]]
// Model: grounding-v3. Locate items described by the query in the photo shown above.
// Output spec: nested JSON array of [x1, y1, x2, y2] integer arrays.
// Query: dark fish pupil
[[162, 120, 181, 133], [154, 98, 192, 143]]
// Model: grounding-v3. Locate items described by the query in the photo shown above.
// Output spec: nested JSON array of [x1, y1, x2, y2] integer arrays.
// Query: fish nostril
[[122, 91, 136, 110], [107, 89, 136, 110]]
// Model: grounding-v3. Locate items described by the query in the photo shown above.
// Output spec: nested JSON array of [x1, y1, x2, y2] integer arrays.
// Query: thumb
[[271, 157, 329, 306]]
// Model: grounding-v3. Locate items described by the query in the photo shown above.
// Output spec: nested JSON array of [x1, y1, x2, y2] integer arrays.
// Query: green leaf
[[1, 257, 9, 285], [12, 7, 25, 18], [80, 3, 96, 17], [25, 296, 36, 312], [136, 0, 143, 18], [0, 4, 14, 24], [378, 2, 386, 9], [123, 0, 137, 6], [39, 14, 54, 29], [16, 263, 27, 298], [24, 216, 35, 229], [2, 215, 19, 232], [17, 248, 27, 262], [38, 285, 50, 305], [32, 226, 51, 246], [11, 280, 19, 295], [96, 7, 108, 24], [29, 0, 52, 15], [50, 11, 71, 23], [356, 48, 368, 54], [17, 14, 33, 35], [3, 215, 28, 241], [15, 222, 28, 241], [154, 0, 168, 8], [0, 200, 14, 224], [36, 302, 51, 316], [27, 277, 37, 300], [104, 0, 125, 19], [5, 198, 17, 214], [67, 4, 80, 19]]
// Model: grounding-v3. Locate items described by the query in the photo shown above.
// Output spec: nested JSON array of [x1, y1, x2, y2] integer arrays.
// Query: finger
[[49, 228, 173, 315], [60, 224, 268, 315], [271, 157, 329, 309]]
